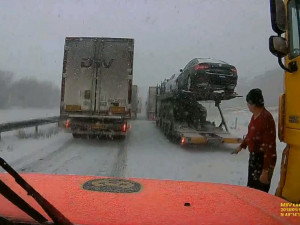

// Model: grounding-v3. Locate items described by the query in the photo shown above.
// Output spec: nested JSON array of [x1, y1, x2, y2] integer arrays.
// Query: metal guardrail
[[0, 116, 60, 139]]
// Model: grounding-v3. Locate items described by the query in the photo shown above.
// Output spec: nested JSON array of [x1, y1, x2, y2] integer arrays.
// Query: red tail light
[[65, 119, 70, 129], [195, 64, 209, 71], [181, 137, 186, 145], [122, 122, 127, 132], [231, 68, 237, 74]]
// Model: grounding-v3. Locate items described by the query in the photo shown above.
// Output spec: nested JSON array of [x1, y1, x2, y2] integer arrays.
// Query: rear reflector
[[123, 122, 128, 132], [65, 119, 70, 129]]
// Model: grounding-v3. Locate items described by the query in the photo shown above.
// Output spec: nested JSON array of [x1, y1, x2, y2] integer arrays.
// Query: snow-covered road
[[0, 107, 285, 196]]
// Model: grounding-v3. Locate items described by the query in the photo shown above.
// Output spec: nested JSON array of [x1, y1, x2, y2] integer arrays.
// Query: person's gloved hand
[[231, 146, 242, 154]]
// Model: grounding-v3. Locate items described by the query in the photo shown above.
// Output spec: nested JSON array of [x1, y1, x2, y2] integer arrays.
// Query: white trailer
[[60, 37, 134, 138]]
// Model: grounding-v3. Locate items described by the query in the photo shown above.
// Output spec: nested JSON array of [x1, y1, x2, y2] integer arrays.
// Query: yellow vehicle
[[269, 0, 300, 203]]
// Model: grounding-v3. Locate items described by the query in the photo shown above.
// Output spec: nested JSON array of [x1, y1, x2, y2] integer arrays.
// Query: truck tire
[[163, 122, 169, 136], [156, 118, 160, 127], [170, 132, 180, 144], [115, 135, 126, 140], [72, 133, 80, 138], [88, 134, 96, 139], [166, 122, 173, 138], [161, 121, 165, 133]]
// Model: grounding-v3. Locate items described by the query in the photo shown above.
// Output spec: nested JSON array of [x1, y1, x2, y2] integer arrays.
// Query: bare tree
[[10, 78, 60, 108], [0, 70, 13, 108]]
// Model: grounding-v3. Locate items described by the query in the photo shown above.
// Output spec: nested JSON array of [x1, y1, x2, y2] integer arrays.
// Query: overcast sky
[[0, 0, 279, 92]]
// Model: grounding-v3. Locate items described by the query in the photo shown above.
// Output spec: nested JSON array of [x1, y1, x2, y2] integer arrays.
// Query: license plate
[[110, 107, 125, 113], [91, 123, 104, 129], [65, 105, 81, 111]]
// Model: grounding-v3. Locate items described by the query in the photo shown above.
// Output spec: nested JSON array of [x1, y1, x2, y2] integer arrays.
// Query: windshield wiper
[[0, 179, 48, 223], [0, 157, 73, 225], [0, 216, 13, 225]]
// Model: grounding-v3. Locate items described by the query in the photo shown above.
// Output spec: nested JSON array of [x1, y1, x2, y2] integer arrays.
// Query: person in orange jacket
[[232, 88, 277, 193]]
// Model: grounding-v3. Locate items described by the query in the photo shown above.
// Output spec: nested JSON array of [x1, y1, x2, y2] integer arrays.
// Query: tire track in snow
[[19, 139, 74, 172], [109, 138, 128, 178], [3, 136, 71, 171]]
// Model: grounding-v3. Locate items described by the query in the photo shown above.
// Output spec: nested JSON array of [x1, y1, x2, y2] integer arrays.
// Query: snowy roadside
[[0, 107, 65, 171], [0, 107, 59, 123]]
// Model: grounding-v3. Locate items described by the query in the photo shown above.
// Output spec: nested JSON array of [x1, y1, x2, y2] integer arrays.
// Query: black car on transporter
[[176, 58, 238, 97]]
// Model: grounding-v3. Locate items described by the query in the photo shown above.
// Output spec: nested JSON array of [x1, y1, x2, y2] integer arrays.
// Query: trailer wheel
[[72, 133, 80, 139], [115, 135, 126, 141], [167, 122, 174, 139], [158, 118, 161, 127], [162, 121, 165, 133], [88, 134, 96, 139], [163, 123, 169, 136], [170, 134, 180, 144]]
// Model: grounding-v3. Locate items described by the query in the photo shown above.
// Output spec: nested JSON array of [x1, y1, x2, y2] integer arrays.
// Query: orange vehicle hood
[[0, 173, 299, 225]]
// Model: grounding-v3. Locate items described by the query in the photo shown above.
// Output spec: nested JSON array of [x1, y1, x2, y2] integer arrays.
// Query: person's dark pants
[[247, 151, 271, 193]]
